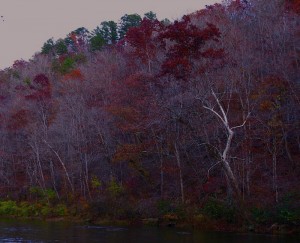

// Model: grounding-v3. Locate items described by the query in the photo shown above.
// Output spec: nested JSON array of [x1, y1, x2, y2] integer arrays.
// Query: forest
[[0, 0, 299, 232]]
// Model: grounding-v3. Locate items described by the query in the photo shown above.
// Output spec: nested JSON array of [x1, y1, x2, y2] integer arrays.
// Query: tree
[[89, 21, 118, 51], [89, 33, 105, 52], [0, 0, 299, 220], [158, 14, 241, 202], [118, 14, 142, 39], [125, 18, 163, 73], [161, 18, 171, 26], [54, 39, 68, 56], [41, 38, 55, 55], [202, 90, 250, 199], [100, 21, 118, 44], [65, 27, 90, 53], [144, 11, 157, 21], [159, 15, 223, 80]]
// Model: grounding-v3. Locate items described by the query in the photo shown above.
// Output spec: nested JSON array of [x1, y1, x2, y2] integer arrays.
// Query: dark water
[[0, 218, 299, 243]]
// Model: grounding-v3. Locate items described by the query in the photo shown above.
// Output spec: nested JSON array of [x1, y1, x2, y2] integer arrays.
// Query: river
[[0, 218, 299, 242]]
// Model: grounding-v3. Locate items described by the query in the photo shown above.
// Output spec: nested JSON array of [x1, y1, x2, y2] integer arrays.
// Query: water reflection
[[0, 218, 299, 243]]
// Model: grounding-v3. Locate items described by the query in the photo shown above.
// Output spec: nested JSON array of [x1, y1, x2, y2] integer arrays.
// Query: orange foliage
[[113, 143, 146, 163], [63, 69, 84, 81]]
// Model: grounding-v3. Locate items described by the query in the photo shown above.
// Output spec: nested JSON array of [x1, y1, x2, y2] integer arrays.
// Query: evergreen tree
[[118, 14, 142, 39]]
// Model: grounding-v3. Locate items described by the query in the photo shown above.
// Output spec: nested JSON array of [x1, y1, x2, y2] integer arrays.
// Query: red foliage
[[63, 69, 84, 81], [0, 0, 299, 213], [125, 18, 163, 70], [159, 15, 223, 80], [7, 109, 29, 130], [25, 74, 51, 100], [108, 73, 157, 132], [286, 0, 300, 14]]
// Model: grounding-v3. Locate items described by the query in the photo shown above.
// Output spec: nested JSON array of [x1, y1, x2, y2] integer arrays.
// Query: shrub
[[107, 177, 123, 198], [45, 189, 56, 202], [275, 191, 300, 225], [29, 187, 57, 203], [17, 202, 38, 217], [41, 205, 52, 217], [276, 208, 300, 225], [251, 207, 271, 224], [202, 198, 237, 223], [0, 201, 18, 215], [53, 204, 68, 216], [157, 200, 174, 215], [29, 186, 44, 197], [91, 175, 102, 189]]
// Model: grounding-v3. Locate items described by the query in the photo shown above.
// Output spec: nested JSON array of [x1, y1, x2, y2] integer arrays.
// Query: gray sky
[[0, 0, 219, 70]]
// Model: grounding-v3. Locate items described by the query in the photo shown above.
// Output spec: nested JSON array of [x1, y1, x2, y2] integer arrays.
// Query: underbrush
[[0, 200, 68, 218]]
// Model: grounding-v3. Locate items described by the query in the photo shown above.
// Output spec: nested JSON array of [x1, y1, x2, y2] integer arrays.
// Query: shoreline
[[0, 200, 299, 235], [2, 214, 299, 236]]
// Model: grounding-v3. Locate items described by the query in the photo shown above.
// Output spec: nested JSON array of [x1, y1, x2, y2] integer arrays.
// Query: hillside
[[0, 0, 299, 232]]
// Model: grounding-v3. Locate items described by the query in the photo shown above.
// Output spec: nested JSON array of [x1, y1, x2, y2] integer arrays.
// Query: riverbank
[[0, 199, 299, 235], [1, 217, 299, 243]]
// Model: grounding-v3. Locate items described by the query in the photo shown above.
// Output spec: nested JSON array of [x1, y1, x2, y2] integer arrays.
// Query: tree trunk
[[222, 130, 241, 199], [43, 140, 74, 193], [272, 152, 279, 203], [174, 142, 184, 204]]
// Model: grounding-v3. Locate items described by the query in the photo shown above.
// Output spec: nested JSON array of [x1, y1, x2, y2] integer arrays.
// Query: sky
[[0, 0, 219, 70]]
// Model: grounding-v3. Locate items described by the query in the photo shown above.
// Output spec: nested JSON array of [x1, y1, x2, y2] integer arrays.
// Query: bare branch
[[231, 112, 251, 130], [203, 105, 226, 125], [207, 160, 221, 179], [211, 90, 229, 125]]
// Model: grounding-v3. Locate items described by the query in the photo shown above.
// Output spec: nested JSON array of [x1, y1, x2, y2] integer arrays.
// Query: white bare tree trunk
[[43, 140, 74, 193], [203, 90, 250, 199]]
